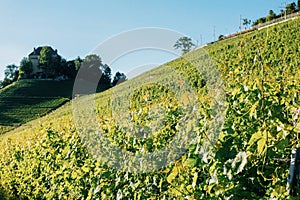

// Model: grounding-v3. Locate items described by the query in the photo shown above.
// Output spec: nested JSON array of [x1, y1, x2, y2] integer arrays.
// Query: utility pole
[[200, 34, 202, 46], [285, 2, 287, 19], [240, 15, 242, 30], [213, 26, 216, 42], [279, 2, 287, 19]]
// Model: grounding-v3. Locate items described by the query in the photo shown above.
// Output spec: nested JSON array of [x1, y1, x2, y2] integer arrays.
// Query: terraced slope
[[0, 80, 74, 133]]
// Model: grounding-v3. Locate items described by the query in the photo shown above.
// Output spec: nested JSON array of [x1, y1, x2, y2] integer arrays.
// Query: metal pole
[[213, 26, 216, 41], [239, 15, 242, 32], [285, 2, 287, 19], [200, 34, 202, 46], [287, 147, 300, 196]]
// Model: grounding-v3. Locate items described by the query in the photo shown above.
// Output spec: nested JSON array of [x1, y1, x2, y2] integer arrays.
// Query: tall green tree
[[286, 2, 297, 15], [39, 46, 61, 78], [253, 17, 266, 26], [242, 18, 251, 28], [65, 60, 77, 78], [19, 57, 33, 79], [101, 64, 112, 85], [174, 36, 195, 54], [74, 56, 83, 70], [83, 54, 102, 68], [79, 54, 102, 83], [1, 64, 18, 88], [4, 64, 18, 81], [266, 10, 276, 21]]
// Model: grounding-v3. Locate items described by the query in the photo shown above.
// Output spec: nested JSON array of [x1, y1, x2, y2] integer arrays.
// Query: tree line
[[0, 46, 127, 89], [217, 1, 300, 41], [252, 1, 299, 26], [172, 2, 300, 54]]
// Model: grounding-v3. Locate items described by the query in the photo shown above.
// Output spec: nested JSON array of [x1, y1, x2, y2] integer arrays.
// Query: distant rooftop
[[29, 46, 57, 57]]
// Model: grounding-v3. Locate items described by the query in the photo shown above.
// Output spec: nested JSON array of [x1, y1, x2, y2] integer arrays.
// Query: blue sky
[[0, 0, 293, 80]]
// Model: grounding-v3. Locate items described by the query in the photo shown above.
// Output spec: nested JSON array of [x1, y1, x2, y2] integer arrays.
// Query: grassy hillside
[[0, 80, 74, 134], [0, 18, 299, 199]]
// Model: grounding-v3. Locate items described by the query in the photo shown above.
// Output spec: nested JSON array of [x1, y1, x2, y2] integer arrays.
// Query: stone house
[[28, 46, 59, 78]]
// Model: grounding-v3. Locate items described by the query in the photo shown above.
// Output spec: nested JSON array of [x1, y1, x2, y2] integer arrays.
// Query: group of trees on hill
[[36, 47, 77, 79], [18, 47, 80, 80], [0, 47, 127, 89], [252, 1, 300, 26], [79, 54, 127, 88], [217, 1, 300, 42], [173, 2, 300, 53]]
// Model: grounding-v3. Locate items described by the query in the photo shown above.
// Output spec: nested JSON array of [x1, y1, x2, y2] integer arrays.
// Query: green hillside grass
[[0, 18, 299, 199], [0, 80, 74, 134]]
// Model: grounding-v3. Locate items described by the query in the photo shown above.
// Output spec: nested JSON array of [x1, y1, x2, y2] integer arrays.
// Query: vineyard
[[0, 80, 74, 134], [0, 18, 299, 199]]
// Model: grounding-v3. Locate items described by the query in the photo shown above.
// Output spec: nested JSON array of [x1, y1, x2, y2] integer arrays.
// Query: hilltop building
[[28, 46, 59, 78]]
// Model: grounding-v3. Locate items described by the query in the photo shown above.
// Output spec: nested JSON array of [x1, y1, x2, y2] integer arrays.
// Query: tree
[[253, 17, 266, 26], [74, 56, 83, 70], [79, 54, 103, 83], [19, 57, 33, 79], [112, 72, 127, 86], [83, 54, 102, 67], [242, 18, 251, 29], [0, 78, 12, 89], [174, 36, 195, 54], [4, 64, 18, 81], [286, 2, 297, 15], [100, 64, 112, 86], [56, 58, 68, 77], [279, 9, 285, 18], [298, 0, 300, 11], [266, 10, 276, 21], [39, 46, 61, 78], [65, 60, 77, 78], [1, 64, 18, 88]]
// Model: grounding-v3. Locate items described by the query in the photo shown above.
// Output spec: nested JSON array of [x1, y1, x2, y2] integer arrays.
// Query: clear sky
[[0, 0, 293, 80]]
